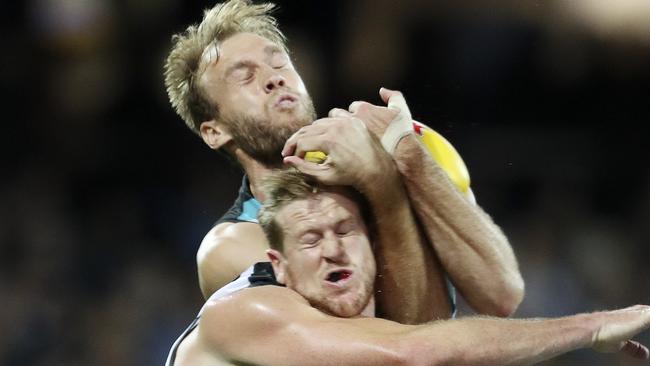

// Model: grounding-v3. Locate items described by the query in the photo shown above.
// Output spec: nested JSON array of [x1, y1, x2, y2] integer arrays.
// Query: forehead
[[275, 192, 362, 234], [201, 32, 281, 71]]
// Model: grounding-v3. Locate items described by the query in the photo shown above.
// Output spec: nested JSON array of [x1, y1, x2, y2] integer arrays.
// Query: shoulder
[[198, 286, 312, 353], [200, 222, 263, 249], [198, 221, 269, 261], [197, 222, 270, 297], [205, 285, 308, 318]]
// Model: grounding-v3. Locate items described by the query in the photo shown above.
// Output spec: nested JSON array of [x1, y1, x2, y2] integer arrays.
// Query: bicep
[[202, 289, 412, 366]]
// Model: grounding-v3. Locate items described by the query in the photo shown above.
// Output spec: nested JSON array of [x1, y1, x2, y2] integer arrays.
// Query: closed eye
[[335, 220, 356, 236], [225, 61, 257, 83], [232, 68, 254, 83], [269, 51, 289, 69], [299, 232, 321, 247]]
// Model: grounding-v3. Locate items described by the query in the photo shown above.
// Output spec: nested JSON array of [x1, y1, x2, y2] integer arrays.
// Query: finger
[[379, 87, 397, 104], [289, 136, 329, 160], [348, 101, 368, 114], [282, 124, 328, 157], [283, 155, 330, 177], [622, 340, 650, 359], [380, 87, 405, 106], [385, 89, 407, 111], [282, 136, 298, 157], [282, 130, 301, 157], [386, 91, 412, 126], [328, 108, 352, 118]]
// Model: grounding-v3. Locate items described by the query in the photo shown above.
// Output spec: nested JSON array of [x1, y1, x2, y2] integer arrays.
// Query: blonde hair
[[258, 170, 321, 252], [163, 0, 287, 134]]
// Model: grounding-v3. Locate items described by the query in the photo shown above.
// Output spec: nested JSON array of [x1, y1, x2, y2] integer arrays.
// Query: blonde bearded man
[[164, 0, 523, 323]]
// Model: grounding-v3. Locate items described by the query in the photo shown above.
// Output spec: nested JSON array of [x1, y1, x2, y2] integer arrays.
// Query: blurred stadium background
[[1, 0, 648, 365]]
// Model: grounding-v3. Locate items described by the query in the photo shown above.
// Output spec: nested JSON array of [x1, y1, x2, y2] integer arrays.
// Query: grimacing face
[[200, 32, 316, 166], [268, 191, 376, 318]]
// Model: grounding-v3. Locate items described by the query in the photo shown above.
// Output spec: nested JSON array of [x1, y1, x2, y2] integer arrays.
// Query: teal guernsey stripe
[[446, 277, 457, 318], [237, 198, 262, 223]]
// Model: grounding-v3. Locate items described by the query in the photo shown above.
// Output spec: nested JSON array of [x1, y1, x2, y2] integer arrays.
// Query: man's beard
[[223, 96, 317, 167]]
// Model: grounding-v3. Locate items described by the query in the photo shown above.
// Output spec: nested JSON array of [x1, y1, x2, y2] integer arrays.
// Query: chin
[[332, 303, 364, 318], [320, 292, 370, 318]]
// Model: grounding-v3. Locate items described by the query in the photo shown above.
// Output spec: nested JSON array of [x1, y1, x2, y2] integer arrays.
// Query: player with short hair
[[166, 169, 650, 366]]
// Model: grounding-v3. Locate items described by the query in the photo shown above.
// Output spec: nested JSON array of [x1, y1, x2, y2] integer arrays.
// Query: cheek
[[284, 71, 308, 94], [357, 242, 376, 271], [294, 78, 308, 95], [221, 86, 266, 116], [288, 250, 321, 275]]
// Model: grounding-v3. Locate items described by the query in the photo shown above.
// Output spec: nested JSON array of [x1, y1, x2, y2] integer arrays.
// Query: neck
[[234, 148, 277, 202]]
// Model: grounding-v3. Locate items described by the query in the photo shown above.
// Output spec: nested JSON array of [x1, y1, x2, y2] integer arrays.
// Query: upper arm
[[199, 287, 415, 366], [197, 222, 270, 298]]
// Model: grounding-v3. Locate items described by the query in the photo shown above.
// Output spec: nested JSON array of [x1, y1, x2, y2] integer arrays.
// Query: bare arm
[[201, 287, 650, 366], [363, 149, 452, 323], [283, 117, 451, 323], [345, 89, 524, 316], [393, 132, 524, 316], [196, 222, 269, 298]]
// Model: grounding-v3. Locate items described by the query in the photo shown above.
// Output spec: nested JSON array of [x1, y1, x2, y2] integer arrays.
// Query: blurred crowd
[[1, 1, 648, 365]]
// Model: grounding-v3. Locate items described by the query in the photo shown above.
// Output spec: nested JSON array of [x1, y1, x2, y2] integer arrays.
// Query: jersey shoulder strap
[[214, 175, 261, 225]]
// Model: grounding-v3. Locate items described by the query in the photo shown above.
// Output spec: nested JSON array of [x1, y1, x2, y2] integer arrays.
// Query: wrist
[[393, 134, 436, 177], [571, 312, 602, 349], [358, 149, 401, 203]]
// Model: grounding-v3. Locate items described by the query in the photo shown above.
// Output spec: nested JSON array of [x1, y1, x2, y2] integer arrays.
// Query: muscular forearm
[[362, 157, 451, 323], [405, 315, 594, 365], [394, 135, 524, 316]]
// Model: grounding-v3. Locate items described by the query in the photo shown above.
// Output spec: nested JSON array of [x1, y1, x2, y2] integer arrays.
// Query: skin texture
[[194, 32, 522, 321], [194, 32, 451, 323], [173, 190, 650, 366], [284, 89, 524, 317], [267, 191, 376, 318], [197, 32, 316, 173], [327, 88, 525, 316], [281, 116, 450, 322], [196, 32, 317, 296]]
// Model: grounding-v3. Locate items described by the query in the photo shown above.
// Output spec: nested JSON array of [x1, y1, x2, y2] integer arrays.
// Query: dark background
[[1, 0, 648, 365]]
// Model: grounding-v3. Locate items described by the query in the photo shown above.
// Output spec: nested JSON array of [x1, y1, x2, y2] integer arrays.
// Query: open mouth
[[325, 269, 352, 283]]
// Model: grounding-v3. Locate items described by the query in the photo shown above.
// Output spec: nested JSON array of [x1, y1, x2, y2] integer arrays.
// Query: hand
[[328, 87, 410, 140], [591, 305, 650, 359], [281, 116, 394, 191]]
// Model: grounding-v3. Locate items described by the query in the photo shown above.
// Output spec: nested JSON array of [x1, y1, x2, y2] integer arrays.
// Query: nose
[[321, 233, 348, 264], [264, 72, 286, 93]]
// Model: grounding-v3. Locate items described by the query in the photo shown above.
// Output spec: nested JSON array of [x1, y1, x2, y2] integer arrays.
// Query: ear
[[267, 249, 287, 285], [199, 120, 232, 150]]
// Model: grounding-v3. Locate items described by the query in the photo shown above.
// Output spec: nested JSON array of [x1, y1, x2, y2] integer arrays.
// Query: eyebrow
[[264, 44, 283, 56], [293, 214, 354, 236], [223, 45, 286, 79]]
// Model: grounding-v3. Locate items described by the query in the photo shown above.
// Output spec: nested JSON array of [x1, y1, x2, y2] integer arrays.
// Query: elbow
[[486, 274, 525, 317]]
